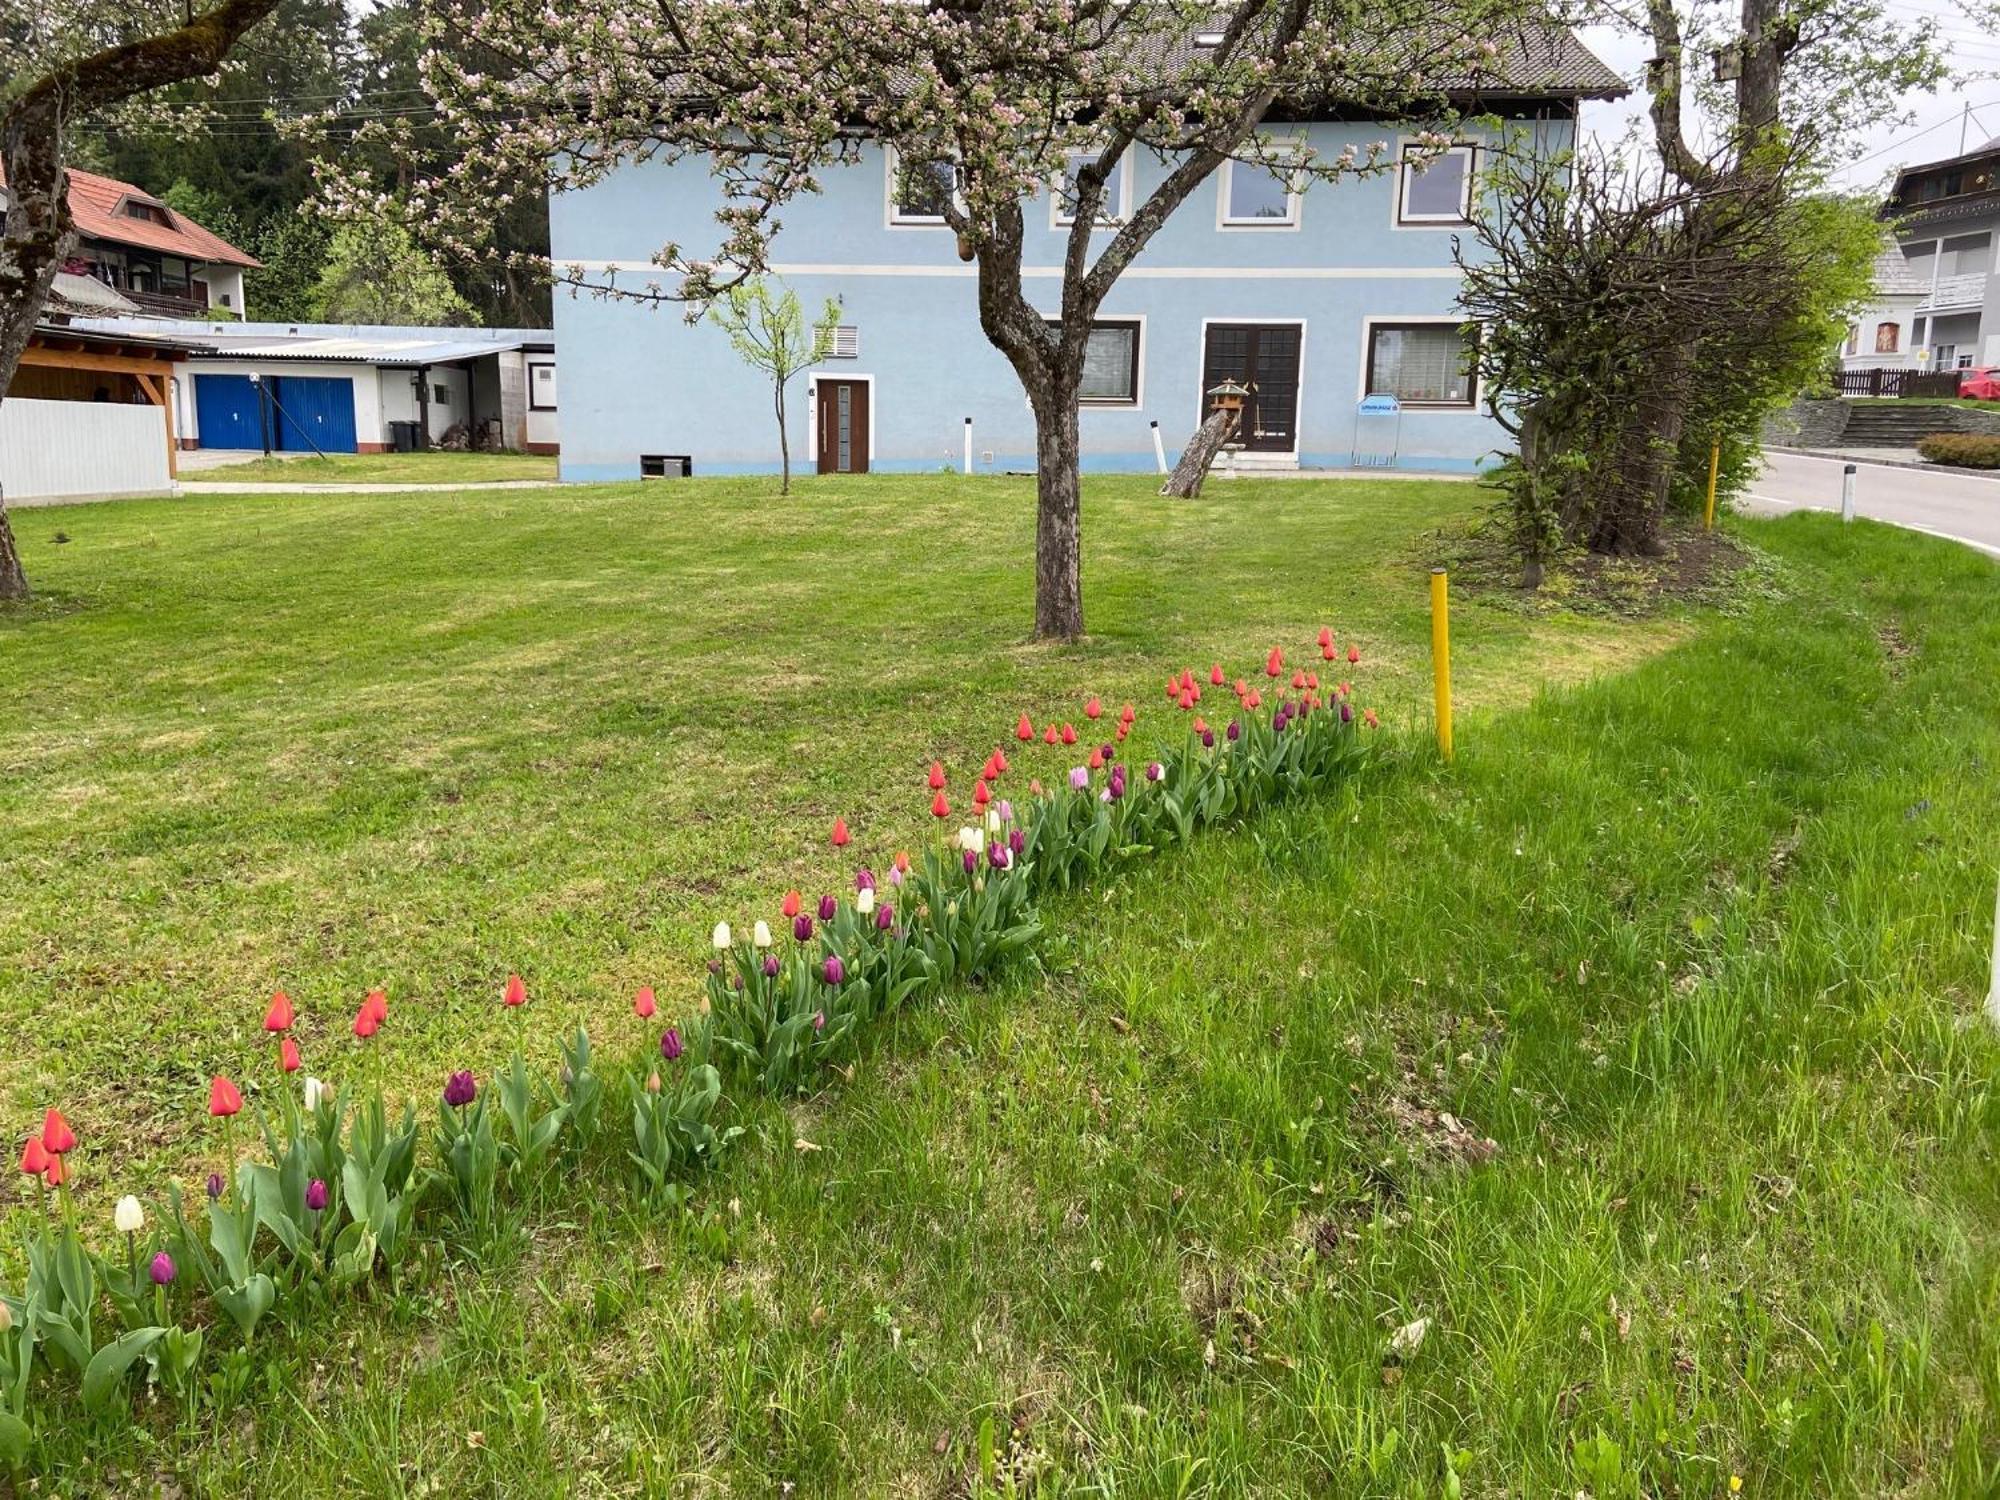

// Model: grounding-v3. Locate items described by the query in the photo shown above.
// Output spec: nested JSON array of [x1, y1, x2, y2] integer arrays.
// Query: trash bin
[[388, 420, 420, 453]]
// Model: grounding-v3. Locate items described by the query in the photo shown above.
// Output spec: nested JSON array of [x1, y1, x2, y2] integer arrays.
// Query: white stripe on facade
[[566, 260, 1463, 281]]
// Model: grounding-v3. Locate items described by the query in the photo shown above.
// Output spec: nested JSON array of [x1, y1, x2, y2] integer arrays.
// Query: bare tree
[[708, 280, 840, 496]]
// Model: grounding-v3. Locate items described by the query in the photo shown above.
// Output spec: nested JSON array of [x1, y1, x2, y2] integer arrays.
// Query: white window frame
[[528, 360, 558, 411], [1394, 141, 1476, 228], [1042, 315, 1146, 408], [885, 145, 958, 229], [1051, 146, 1134, 230], [1357, 315, 1480, 410], [1217, 149, 1303, 231]]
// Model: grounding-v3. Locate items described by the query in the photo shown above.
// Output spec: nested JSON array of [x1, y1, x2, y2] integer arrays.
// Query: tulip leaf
[[0, 1410, 27, 1468], [81, 1326, 165, 1414], [214, 1274, 276, 1342]]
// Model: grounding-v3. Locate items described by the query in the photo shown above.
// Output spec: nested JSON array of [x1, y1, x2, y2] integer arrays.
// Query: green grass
[[1845, 395, 2000, 412], [190, 450, 558, 483], [1, 475, 1997, 1495]]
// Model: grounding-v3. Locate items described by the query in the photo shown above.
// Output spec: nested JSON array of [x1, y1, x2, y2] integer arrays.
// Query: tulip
[[822, 954, 846, 986], [782, 889, 802, 918], [876, 903, 894, 931], [855, 868, 876, 893], [962, 848, 978, 874], [996, 798, 1013, 823], [831, 816, 851, 847], [814, 894, 834, 922], [43, 1156, 65, 1188], [958, 825, 985, 854], [444, 1070, 477, 1109], [993, 748, 1009, 773], [857, 887, 876, 916], [928, 761, 946, 790], [1201, 728, 1216, 749], [1340, 701, 1354, 723], [1364, 708, 1380, 728], [1227, 719, 1241, 741], [1291, 669, 1307, 689], [753, 920, 773, 948], [1165, 677, 1179, 700], [206, 1172, 225, 1202], [1146, 762, 1163, 781], [1120, 703, 1135, 725], [1322, 642, 1337, 661], [263, 990, 294, 1032], [1177, 689, 1195, 710], [503, 973, 527, 1008], [1307, 672, 1320, 691], [762, 953, 781, 977], [305, 1179, 329, 1213], [1192, 716, 1208, 736], [149, 1252, 176, 1287], [1043, 724, 1058, 745], [280, 1037, 302, 1074], [1085, 696, 1102, 720], [1067, 766, 1089, 790], [1115, 724, 1129, 742], [985, 808, 1002, 836], [1318, 626, 1334, 648], [887, 863, 905, 888], [364, 988, 388, 1024], [1016, 713, 1034, 741], [302, 1076, 325, 1113], [988, 843, 1011, 870], [794, 913, 814, 942], [645, 1071, 663, 1094], [1266, 647, 1283, 677], [1348, 644, 1361, 664], [1087, 747, 1103, 770], [660, 1028, 685, 1061], [1247, 689, 1263, 709], [1010, 827, 1026, 855], [713, 920, 732, 950], [19, 1137, 48, 1177], [41, 1108, 76, 1156], [973, 779, 991, 807], [634, 986, 657, 1018], [931, 790, 951, 818], [115, 1195, 145, 1234], [353, 1006, 380, 1039], [208, 1076, 243, 1118], [894, 849, 911, 873]]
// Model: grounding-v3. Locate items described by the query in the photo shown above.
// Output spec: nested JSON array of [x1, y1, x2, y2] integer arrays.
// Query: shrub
[[1916, 432, 2000, 468]]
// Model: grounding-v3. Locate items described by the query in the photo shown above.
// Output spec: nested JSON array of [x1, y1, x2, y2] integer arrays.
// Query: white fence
[[0, 398, 172, 505]]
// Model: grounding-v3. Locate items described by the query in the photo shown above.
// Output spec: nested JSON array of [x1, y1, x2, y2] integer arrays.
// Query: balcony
[[122, 287, 213, 319], [1917, 271, 1986, 314]]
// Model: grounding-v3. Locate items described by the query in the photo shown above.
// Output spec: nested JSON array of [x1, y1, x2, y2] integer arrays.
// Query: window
[[120, 200, 170, 226], [1054, 150, 1128, 227], [1941, 232, 1991, 277], [1844, 325, 1858, 355], [1047, 319, 1141, 404], [1875, 322, 1900, 354], [1397, 143, 1474, 225], [828, 326, 859, 358], [889, 151, 956, 225], [433, 383, 450, 405], [528, 362, 557, 410], [1365, 322, 1476, 407], [1222, 156, 1298, 227]]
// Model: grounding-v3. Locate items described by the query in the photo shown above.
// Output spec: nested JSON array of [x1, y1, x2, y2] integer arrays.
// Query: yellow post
[[1429, 568, 1453, 762], [1703, 442, 1720, 531]]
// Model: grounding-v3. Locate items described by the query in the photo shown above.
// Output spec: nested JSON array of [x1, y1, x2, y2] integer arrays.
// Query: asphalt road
[[1746, 450, 2000, 559]]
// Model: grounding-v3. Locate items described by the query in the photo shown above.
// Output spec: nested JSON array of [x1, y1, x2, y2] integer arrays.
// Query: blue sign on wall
[[1357, 393, 1401, 415]]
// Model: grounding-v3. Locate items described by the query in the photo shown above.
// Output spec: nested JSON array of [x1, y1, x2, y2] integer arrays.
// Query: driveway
[[1748, 450, 2000, 559]]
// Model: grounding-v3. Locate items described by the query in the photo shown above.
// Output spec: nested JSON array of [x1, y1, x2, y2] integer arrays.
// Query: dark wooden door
[[816, 380, 870, 474], [1200, 324, 1302, 452]]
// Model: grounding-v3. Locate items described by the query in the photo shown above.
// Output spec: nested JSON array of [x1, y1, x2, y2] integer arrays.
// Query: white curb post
[[963, 417, 973, 476], [1987, 873, 2000, 1029], [1150, 420, 1168, 475], [1841, 462, 1856, 523]]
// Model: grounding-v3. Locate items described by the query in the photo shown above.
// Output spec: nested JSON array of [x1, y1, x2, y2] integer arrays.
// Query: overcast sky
[[1573, 0, 2000, 194]]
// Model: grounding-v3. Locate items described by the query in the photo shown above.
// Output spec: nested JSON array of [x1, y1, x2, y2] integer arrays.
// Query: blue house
[[550, 32, 1622, 481]]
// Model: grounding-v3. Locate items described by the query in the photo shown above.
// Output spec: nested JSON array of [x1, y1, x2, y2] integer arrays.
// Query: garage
[[191, 371, 358, 452], [192, 373, 262, 450]]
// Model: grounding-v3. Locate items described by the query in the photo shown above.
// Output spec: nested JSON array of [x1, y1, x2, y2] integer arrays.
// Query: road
[[1747, 450, 2000, 558]]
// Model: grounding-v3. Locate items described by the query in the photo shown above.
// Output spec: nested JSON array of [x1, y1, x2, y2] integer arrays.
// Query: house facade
[[1851, 143, 2000, 372], [549, 40, 1621, 481], [50, 169, 261, 319]]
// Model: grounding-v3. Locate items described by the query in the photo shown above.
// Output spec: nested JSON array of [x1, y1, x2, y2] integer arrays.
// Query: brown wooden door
[[816, 380, 870, 474], [1200, 325, 1301, 452]]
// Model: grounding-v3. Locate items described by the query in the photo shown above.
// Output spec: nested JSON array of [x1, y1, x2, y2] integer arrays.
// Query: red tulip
[[931, 791, 950, 818], [1307, 672, 1319, 690], [1209, 664, 1224, 686], [634, 986, 657, 1019], [831, 816, 851, 847], [262, 990, 294, 1032], [1291, 670, 1306, 689], [40, 1109, 75, 1156], [280, 1037, 302, 1074], [1322, 643, 1337, 661], [363, 988, 388, 1024], [1115, 724, 1129, 742], [353, 1008, 380, 1039], [1339, 681, 1351, 697], [1265, 647, 1283, 677], [502, 974, 526, 1008], [1348, 644, 1361, 664], [993, 747, 1009, 774], [1164, 677, 1178, 701], [1192, 717, 1208, 737], [1085, 697, 1102, 720], [782, 889, 802, 918], [1180, 668, 1196, 692], [893, 849, 911, 873], [1177, 690, 1194, 711], [1016, 713, 1034, 741], [207, 1076, 244, 1118], [1317, 626, 1334, 649], [19, 1136, 48, 1177], [1043, 725, 1058, 744], [1087, 747, 1103, 770], [1233, 678, 1247, 697], [1363, 708, 1379, 728], [44, 1155, 65, 1188], [973, 780, 991, 807], [1119, 703, 1134, 725], [1247, 689, 1263, 709], [928, 762, 946, 790], [1060, 723, 1077, 745]]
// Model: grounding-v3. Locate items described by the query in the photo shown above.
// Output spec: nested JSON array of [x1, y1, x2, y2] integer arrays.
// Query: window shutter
[[831, 326, 860, 359]]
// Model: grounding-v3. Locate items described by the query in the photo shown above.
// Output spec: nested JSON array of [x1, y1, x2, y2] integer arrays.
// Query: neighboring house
[[549, 30, 1623, 480], [1837, 243, 1927, 372], [1872, 143, 2000, 371], [1, 322, 193, 503], [69, 319, 558, 455], [0, 167, 262, 319]]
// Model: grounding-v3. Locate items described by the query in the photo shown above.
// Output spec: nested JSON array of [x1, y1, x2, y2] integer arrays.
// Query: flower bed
[[0, 633, 1375, 1461]]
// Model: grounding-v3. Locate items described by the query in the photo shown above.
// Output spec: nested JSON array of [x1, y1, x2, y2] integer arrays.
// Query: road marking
[[1743, 493, 2000, 558]]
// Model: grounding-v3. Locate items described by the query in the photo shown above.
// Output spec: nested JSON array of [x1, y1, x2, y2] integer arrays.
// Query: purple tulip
[[812, 1010, 827, 1032], [996, 799, 1013, 823], [793, 914, 814, 942], [875, 902, 894, 930], [305, 1179, 329, 1213], [1009, 827, 1025, 855], [660, 1027, 685, 1061], [762, 953, 782, 977], [149, 1252, 177, 1287], [1146, 762, 1163, 782], [706, 958, 722, 976], [1201, 728, 1216, 749], [205, 1172, 225, 1202], [823, 954, 846, 986], [1068, 766, 1089, 790], [888, 864, 905, 887], [1227, 720, 1241, 742], [855, 868, 876, 893], [443, 1070, 477, 1109], [989, 844, 1010, 869], [962, 848, 978, 873], [818, 894, 837, 922], [732, 973, 745, 991], [1340, 700, 1353, 723], [1107, 776, 1125, 802], [1099, 743, 1115, 761]]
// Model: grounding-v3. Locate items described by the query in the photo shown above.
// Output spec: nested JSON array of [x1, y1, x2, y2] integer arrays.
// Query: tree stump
[[1160, 407, 1240, 499]]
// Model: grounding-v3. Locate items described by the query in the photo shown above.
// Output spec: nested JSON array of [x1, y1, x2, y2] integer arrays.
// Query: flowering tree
[[0, 0, 283, 601], [341, 0, 1549, 640]]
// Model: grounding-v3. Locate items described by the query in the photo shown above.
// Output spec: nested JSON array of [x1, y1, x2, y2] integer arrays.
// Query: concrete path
[[1746, 449, 2000, 559]]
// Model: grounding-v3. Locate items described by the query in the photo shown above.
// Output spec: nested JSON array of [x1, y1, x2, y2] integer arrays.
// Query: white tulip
[[303, 1076, 325, 1112], [753, 919, 773, 948], [712, 920, 732, 950], [856, 887, 875, 915], [985, 809, 1002, 835], [114, 1195, 145, 1234], [958, 825, 985, 854]]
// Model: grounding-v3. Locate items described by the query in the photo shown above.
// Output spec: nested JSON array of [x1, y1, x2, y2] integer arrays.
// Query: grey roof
[[1873, 243, 1928, 297], [45, 272, 139, 317], [65, 316, 554, 366]]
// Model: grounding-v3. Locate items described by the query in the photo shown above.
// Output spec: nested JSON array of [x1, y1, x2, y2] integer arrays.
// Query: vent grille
[[830, 325, 860, 359]]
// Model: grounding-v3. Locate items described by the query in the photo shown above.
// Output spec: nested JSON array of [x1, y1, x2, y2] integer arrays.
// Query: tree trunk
[[1160, 407, 1240, 499], [1031, 393, 1084, 642], [0, 494, 27, 602], [776, 381, 791, 496]]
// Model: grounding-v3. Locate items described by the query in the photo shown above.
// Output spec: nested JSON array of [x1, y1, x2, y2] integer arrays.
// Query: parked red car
[[1958, 367, 2000, 400]]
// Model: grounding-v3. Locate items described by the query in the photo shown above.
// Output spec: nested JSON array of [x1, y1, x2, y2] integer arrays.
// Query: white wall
[[197, 266, 248, 317], [378, 366, 470, 442], [0, 398, 172, 504]]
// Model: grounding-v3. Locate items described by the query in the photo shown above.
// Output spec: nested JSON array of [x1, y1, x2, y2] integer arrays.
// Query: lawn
[[188, 450, 559, 484], [1, 475, 1996, 1495]]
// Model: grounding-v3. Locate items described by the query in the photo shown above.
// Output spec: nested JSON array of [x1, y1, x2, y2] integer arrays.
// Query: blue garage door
[[270, 375, 358, 453], [193, 373, 263, 450]]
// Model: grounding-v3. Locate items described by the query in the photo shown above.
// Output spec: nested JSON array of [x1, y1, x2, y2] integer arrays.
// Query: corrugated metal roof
[[65, 317, 555, 366]]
